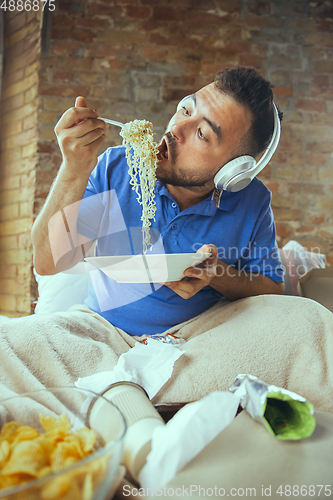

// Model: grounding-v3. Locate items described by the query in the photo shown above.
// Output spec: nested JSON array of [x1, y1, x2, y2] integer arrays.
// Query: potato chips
[[0, 414, 107, 499]]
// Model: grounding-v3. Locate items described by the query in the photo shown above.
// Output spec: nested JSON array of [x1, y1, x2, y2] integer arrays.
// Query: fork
[[99, 117, 124, 128]]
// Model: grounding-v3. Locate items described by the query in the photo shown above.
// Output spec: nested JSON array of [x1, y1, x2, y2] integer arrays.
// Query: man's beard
[[155, 133, 213, 189]]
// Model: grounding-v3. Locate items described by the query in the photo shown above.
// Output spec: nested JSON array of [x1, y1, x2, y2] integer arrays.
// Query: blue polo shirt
[[77, 146, 284, 336]]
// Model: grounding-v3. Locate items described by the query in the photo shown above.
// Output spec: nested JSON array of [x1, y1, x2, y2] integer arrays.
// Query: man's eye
[[198, 128, 207, 141], [182, 106, 190, 116]]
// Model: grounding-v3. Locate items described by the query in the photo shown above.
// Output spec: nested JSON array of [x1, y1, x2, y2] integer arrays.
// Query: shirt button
[[171, 202, 177, 208], [171, 223, 177, 230]]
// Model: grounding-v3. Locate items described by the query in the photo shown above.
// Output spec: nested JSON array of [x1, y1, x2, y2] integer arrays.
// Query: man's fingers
[[75, 96, 88, 108], [74, 118, 109, 138], [56, 107, 99, 131], [184, 267, 205, 278], [164, 279, 201, 299], [81, 128, 107, 147]]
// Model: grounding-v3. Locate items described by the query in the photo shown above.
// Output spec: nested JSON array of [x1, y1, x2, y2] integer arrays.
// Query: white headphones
[[214, 103, 281, 192]]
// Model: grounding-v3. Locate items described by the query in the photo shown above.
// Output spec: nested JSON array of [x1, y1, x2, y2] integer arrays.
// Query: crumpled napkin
[[139, 375, 316, 493], [75, 338, 184, 400], [76, 341, 315, 494], [139, 391, 240, 492]]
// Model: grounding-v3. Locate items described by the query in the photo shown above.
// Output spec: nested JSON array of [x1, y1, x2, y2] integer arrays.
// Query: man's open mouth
[[157, 137, 169, 162]]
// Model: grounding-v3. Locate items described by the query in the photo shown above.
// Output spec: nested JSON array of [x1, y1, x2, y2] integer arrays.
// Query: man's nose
[[170, 119, 192, 143]]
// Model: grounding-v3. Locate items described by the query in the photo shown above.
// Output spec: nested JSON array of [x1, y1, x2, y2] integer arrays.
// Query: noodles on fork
[[120, 120, 158, 254]]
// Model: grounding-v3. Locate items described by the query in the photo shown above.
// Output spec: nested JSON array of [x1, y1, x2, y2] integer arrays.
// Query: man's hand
[[54, 96, 109, 175], [32, 96, 106, 275], [163, 244, 285, 301], [163, 244, 218, 299]]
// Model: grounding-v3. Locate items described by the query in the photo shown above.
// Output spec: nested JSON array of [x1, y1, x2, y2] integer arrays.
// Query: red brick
[[140, 20, 164, 32], [295, 226, 315, 233], [271, 71, 290, 85], [94, 30, 146, 45], [35, 170, 56, 185], [250, 44, 268, 56], [2, 69, 25, 89], [305, 153, 328, 167], [295, 98, 326, 113], [151, 6, 185, 22], [23, 114, 37, 131], [266, 182, 279, 193], [239, 54, 264, 69], [76, 18, 110, 30], [306, 33, 333, 47], [86, 45, 116, 58], [51, 28, 94, 43], [313, 75, 329, 88], [4, 128, 38, 149], [247, 1, 270, 15], [245, 15, 283, 28], [126, 5, 152, 19], [162, 87, 198, 102], [326, 256, 333, 267], [275, 223, 292, 238], [149, 33, 200, 49], [4, 40, 25, 60], [37, 143, 56, 155], [6, 12, 27, 36], [46, 56, 92, 71], [202, 61, 240, 76], [53, 42, 80, 56], [92, 59, 122, 71], [306, 142, 333, 154], [309, 215, 325, 225], [313, 61, 333, 73], [224, 41, 252, 53], [86, 4, 123, 18], [274, 86, 292, 97], [51, 14, 75, 28], [52, 70, 75, 83], [38, 84, 90, 98], [1, 92, 24, 114], [0, 265, 17, 279], [140, 46, 167, 60]]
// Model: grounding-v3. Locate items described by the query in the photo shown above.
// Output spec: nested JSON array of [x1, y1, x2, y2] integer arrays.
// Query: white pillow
[[279, 240, 326, 296], [33, 262, 91, 314], [0, 315, 11, 323]]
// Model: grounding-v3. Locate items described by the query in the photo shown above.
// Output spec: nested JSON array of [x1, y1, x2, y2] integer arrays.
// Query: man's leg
[[0, 306, 136, 401], [154, 295, 333, 413]]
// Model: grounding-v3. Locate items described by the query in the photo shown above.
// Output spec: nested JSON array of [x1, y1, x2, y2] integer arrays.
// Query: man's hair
[[214, 66, 283, 158]]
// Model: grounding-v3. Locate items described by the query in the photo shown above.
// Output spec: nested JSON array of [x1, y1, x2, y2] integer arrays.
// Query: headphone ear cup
[[214, 155, 256, 192]]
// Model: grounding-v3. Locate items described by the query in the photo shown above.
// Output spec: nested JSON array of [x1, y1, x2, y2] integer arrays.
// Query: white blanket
[[0, 295, 332, 414]]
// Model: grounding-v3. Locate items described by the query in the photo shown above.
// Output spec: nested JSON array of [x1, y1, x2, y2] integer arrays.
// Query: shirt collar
[[155, 181, 241, 213]]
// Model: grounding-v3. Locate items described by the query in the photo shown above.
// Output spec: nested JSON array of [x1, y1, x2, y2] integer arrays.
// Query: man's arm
[[209, 252, 285, 300], [31, 97, 108, 275], [163, 244, 284, 300]]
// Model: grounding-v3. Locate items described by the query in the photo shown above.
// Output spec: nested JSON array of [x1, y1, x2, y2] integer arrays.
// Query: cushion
[[33, 262, 91, 314], [279, 241, 326, 296]]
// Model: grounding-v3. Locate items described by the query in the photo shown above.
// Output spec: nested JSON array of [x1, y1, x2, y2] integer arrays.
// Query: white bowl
[[85, 252, 211, 283]]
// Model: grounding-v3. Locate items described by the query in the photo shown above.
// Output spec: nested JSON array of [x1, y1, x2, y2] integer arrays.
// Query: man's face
[[156, 83, 252, 191]]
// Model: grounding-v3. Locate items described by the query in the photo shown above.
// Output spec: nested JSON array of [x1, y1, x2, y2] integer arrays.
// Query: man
[[31, 67, 284, 337], [0, 67, 332, 415]]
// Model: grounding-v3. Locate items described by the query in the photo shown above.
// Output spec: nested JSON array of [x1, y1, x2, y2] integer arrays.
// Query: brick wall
[[0, 0, 332, 317], [0, 9, 42, 317]]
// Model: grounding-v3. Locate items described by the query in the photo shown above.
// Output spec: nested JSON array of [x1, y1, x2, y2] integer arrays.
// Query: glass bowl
[[0, 387, 126, 500]]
